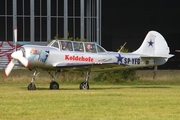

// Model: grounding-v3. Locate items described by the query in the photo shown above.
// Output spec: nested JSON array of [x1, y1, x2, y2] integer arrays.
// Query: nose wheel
[[79, 81, 89, 90], [27, 69, 41, 90], [79, 69, 91, 90], [27, 83, 36, 90]]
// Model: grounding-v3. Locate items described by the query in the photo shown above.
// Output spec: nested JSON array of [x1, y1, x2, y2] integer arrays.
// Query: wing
[[54, 62, 129, 72]]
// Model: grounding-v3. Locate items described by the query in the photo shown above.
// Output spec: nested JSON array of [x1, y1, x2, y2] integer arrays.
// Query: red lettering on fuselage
[[65, 55, 94, 62]]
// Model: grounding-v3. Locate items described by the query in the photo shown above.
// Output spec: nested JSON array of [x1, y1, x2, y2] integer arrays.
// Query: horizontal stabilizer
[[140, 54, 174, 59]]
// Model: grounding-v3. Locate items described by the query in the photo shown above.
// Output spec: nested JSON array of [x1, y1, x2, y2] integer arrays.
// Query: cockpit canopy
[[47, 40, 107, 53]]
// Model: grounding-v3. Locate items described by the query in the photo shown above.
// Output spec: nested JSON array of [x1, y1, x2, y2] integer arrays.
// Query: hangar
[[0, 0, 101, 44]]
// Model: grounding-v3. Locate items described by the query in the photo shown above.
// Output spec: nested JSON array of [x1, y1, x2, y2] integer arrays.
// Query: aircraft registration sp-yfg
[[4, 29, 174, 90]]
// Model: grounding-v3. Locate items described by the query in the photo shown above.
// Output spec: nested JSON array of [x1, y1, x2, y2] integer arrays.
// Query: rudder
[[133, 31, 170, 57]]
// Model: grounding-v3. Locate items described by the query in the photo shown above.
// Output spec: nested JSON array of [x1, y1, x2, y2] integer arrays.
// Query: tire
[[79, 82, 89, 90], [27, 83, 36, 90], [50, 81, 59, 90]]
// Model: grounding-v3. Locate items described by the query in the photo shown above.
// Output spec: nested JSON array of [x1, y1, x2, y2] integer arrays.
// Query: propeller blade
[[18, 56, 29, 67], [14, 27, 17, 50], [4, 59, 16, 77], [11, 50, 29, 67]]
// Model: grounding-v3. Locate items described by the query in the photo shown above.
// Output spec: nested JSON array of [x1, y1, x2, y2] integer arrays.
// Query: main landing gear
[[79, 70, 91, 90], [27, 69, 60, 90], [48, 71, 59, 90], [27, 68, 91, 90]]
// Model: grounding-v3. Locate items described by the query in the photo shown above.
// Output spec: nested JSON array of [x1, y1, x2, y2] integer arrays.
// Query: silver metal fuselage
[[19, 40, 167, 71]]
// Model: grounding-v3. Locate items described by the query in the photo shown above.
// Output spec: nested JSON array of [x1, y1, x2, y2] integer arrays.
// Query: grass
[[1, 69, 180, 119]]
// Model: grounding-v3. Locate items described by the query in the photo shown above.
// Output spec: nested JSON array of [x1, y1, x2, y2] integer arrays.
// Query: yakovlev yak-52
[[4, 28, 173, 90]]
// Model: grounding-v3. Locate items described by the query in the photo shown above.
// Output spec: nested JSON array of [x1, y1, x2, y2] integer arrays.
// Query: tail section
[[133, 31, 173, 58]]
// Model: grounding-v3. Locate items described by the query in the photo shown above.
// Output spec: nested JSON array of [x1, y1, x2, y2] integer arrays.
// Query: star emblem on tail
[[148, 40, 154, 47]]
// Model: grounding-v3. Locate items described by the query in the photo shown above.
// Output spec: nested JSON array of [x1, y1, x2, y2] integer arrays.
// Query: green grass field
[[0, 70, 180, 120]]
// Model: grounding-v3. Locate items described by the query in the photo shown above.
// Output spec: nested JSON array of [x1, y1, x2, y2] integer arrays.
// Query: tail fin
[[133, 31, 173, 58]]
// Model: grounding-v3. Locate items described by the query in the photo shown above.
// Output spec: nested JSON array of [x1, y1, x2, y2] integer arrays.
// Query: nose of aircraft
[[4, 50, 29, 77], [11, 50, 23, 59]]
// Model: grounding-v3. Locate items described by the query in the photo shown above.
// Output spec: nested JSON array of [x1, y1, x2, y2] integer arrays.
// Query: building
[[0, 0, 101, 44]]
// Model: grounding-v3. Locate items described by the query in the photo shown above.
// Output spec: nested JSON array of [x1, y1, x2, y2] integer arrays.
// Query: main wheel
[[50, 81, 59, 90], [27, 83, 36, 90], [79, 82, 89, 90]]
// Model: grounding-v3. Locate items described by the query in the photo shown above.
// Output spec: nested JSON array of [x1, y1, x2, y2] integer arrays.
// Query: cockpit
[[47, 40, 106, 53]]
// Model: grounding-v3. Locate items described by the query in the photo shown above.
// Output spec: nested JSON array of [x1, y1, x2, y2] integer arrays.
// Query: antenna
[[119, 42, 127, 52]]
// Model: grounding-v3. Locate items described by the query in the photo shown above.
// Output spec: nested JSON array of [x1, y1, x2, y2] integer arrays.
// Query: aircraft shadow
[[37, 88, 78, 90], [19, 87, 123, 90], [19, 85, 171, 90], [19, 87, 78, 91]]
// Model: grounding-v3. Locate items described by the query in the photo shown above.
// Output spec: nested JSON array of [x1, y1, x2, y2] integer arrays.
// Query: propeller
[[4, 27, 29, 77]]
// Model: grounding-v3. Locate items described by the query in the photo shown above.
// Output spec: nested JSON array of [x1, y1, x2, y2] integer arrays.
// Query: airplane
[[4, 28, 174, 90]]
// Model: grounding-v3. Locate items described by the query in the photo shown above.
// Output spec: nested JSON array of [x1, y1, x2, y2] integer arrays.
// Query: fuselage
[[19, 40, 167, 71]]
